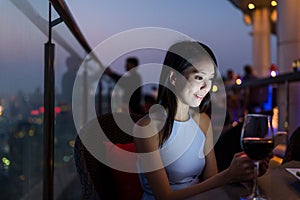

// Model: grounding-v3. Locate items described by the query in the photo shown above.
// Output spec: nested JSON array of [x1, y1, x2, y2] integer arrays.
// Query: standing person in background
[[224, 69, 239, 122], [61, 56, 82, 104], [242, 65, 267, 114], [59, 56, 82, 161], [224, 69, 236, 86], [106, 57, 143, 114], [133, 41, 269, 200], [242, 65, 256, 82]]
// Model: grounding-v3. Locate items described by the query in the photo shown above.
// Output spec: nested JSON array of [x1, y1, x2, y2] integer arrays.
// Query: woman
[[133, 41, 257, 200]]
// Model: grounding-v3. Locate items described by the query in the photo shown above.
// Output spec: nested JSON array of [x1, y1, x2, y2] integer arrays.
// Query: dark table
[[188, 161, 300, 200], [259, 160, 300, 200]]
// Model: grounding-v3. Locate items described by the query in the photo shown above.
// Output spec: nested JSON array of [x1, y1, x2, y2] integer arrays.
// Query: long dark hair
[[156, 41, 217, 147]]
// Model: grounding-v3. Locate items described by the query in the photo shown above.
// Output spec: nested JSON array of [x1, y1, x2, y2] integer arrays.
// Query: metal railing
[[226, 71, 300, 132], [229, 71, 300, 89]]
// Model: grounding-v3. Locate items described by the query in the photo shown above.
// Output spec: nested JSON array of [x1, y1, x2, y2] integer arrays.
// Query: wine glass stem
[[252, 161, 260, 197]]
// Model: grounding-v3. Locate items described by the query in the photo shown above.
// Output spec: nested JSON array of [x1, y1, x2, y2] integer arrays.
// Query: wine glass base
[[240, 194, 267, 200]]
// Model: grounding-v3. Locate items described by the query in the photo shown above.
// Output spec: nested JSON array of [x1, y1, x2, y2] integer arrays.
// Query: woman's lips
[[195, 94, 204, 99]]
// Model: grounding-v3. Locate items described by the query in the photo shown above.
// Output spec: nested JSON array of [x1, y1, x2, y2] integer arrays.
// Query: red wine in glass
[[242, 138, 274, 161], [240, 114, 274, 200]]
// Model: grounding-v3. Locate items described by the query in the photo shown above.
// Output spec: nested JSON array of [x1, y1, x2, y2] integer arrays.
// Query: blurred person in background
[[242, 65, 268, 114], [106, 57, 143, 114], [224, 69, 239, 122]]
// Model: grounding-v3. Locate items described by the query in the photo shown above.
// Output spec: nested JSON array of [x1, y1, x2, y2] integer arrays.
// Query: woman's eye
[[195, 75, 203, 80]]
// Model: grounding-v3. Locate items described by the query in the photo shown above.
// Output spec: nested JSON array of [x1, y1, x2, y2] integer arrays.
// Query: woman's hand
[[225, 152, 255, 183]]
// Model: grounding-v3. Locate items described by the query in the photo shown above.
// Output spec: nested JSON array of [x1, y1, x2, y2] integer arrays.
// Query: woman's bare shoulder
[[190, 109, 210, 122], [135, 112, 166, 127], [190, 110, 211, 135], [133, 114, 162, 152]]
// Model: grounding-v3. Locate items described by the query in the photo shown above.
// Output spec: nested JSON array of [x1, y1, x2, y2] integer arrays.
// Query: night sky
[[0, 0, 277, 95]]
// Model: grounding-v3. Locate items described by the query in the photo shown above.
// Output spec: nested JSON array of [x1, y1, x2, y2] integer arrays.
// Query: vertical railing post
[[43, 2, 55, 200], [284, 80, 289, 133]]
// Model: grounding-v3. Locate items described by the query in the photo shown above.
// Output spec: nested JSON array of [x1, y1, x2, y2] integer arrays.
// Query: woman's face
[[173, 55, 215, 108]]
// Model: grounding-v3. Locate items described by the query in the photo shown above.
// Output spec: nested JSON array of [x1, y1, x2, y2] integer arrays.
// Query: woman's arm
[[133, 116, 175, 199], [197, 112, 218, 179], [197, 112, 254, 183]]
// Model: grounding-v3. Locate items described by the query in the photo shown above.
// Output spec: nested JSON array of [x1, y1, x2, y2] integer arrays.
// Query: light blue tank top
[[138, 115, 206, 200]]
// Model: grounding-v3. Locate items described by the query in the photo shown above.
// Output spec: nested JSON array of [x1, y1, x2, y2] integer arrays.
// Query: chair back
[[283, 126, 300, 163], [74, 112, 143, 199], [214, 122, 243, 172]]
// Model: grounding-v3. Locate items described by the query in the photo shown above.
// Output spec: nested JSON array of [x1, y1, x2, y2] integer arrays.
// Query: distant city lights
[[270, 64, 278, 77], [30, 106, 63, 116], [19, 175, 25, 181], [69, 140, 75, 147], [28, 129, 35, 137], [248, 3, 255, 10], [271, 1, 278, 7], [292, 59, 300, 72], [235, 77, 242, 85], [16, 131, 25, 139], [2, 157, 10, 166], [30, 110, 39, 116], [270, 70, 277, 77], [212, 85, 218, 92]]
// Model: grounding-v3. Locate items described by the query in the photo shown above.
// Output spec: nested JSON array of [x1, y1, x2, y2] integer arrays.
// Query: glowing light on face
[[160, 41, 216, 109], [174, 56, 215, 108]]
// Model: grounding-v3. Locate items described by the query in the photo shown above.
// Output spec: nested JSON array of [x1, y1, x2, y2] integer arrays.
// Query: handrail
[[49, 0, 104, 69], [9, 0, 82, 59], [226, 71, 300, 133], [49, 0, 91, 54], [228, 71, 300, 90]]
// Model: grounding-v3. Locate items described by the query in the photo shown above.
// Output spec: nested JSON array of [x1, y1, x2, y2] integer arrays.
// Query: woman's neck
[[174, 105, 190, 122]]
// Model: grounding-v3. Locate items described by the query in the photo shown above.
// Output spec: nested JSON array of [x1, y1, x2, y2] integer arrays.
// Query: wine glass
[[240, 114, 274, 200]]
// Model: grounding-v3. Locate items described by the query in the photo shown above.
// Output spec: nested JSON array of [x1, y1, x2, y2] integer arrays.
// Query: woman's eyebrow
[[194, 71, 215, 76]]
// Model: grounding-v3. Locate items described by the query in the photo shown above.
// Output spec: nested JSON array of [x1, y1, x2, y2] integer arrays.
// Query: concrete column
[[252, 7, 271, 77], [277, 0, 300, 134]]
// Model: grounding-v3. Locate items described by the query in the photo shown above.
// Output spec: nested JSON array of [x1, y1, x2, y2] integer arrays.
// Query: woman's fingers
[[231, 151, 272, 181], [229, 152, 255, 182]]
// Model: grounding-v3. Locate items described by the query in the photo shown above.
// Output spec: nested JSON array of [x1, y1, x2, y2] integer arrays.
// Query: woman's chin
[[190, 102, 201, 108]]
